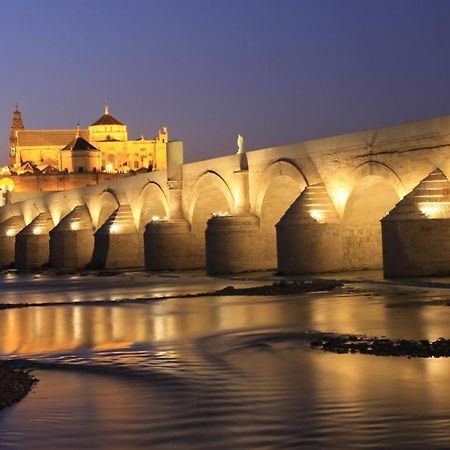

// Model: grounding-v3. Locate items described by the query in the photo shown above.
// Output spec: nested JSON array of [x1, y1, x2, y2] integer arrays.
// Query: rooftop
[[16, 129, 88, 146], [62, 136, 99, 152], [90, 105, 124, 127]]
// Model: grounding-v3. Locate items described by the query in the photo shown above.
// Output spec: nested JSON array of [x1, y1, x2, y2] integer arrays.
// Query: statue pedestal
[[205, 214, 263, 274]]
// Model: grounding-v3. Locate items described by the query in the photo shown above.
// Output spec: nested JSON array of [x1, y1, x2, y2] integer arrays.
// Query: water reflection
[[0, 272, 258, 304], [2, 277, 450, 449], [2, 285, 450, 356], [0, 299, 286, 355]]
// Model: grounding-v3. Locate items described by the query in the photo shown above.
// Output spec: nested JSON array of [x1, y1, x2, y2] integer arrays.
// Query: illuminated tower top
[[89, 104, 128, 142], [10, 104, 24, 139]]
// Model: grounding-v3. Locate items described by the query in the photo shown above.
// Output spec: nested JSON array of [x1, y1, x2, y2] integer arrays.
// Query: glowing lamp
[[104, 163, 117, 174], [310, 210, 323, 222], [33, 227, 42, 235], [334, 189, 348, 203], [152, 215, 161, 222], [6, 229, 14, 237], [421, 205, 440, 217], [110, 223, 120, 233], [212, 211, 229, 217], [70, 221, 80, 231]]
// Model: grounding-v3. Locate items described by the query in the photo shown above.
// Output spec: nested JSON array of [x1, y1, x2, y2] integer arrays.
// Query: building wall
[[18, 145, 61, 167], [11, 123, 168, 173], [0, 173, 128, 204], [89, 123, 128, 142]]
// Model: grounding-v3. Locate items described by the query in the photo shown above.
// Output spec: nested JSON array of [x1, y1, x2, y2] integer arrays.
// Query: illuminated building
[[8, 104, 168, 175]]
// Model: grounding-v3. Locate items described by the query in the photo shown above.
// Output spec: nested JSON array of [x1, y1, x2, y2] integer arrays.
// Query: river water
[[1, 272, 450, 449]]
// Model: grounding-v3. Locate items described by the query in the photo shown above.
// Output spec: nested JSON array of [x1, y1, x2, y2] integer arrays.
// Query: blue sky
[[1, 0, 450, 164]]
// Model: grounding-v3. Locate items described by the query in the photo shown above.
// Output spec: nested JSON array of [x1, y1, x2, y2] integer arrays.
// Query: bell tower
[[9, 104, 24, 166]]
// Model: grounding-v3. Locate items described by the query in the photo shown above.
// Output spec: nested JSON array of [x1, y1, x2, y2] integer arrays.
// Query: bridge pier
[[145, 140, 195, 271], [205, 157, 264, 274], [49, 205, 94, 270], [91, 204, 143, 269], [144, 219, 195, 270], [276, 184, 344, 274], [15, 212, 54, 270], [382, 169, 450, 277], [0, 216, 25, 268], [205, 214, 263, 273], [144, 173, 195, 269]]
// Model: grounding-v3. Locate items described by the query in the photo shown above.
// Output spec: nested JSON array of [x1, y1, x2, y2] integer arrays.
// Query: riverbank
[[0, 364, 38, 411], [0, 279, 343, 310]]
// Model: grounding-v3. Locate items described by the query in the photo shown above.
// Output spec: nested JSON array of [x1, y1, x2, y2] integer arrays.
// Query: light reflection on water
[[1, 274, 450, 449]]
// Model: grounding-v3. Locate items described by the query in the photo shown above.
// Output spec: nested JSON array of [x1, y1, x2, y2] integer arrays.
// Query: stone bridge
[[2, 115, 450, 277]]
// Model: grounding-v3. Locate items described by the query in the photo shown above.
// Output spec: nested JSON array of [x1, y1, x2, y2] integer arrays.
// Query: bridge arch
[[343, 161, 405, 224], [136, 181, 169, 231], [87, 189, 120, 229], [21, 201, 48, 226], [256, 159, 307, 267], [188, 171, 234, 224], [341, 161, 405, 269], [188, 170, 234, 268], [46, 196, 84, 227], [352, 161, 405, 196], [255, 159, 308, 217]]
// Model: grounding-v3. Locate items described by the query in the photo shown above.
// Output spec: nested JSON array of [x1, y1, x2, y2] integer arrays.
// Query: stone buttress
[[49, 205, 94, 270], [91, 204, 143, 269], [382, 168, 450, 277], [0, 215, 25, 268], [15, 212, 54, 269], [276, 183, 342, 274]]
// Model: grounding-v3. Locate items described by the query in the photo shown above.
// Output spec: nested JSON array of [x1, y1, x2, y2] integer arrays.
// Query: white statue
[[237, 134, 244, 154]]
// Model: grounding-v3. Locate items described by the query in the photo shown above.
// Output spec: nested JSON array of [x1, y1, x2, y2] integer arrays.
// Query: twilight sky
[[1, 0, 450, 164]]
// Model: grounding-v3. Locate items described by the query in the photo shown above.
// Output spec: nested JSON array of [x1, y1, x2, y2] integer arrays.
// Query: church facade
[[8, 105, 168, 174]]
